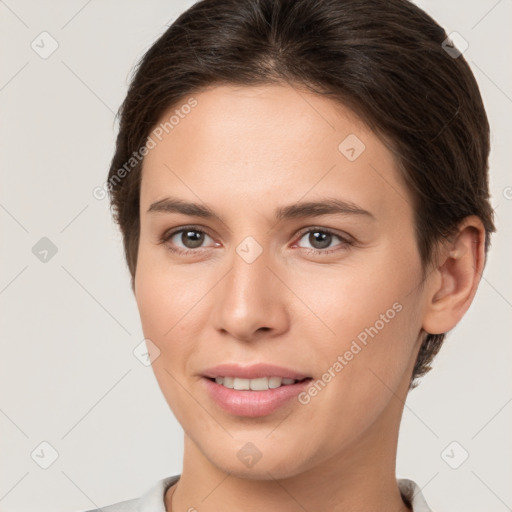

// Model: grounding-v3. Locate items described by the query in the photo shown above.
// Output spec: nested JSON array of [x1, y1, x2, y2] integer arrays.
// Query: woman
[[86, 0, 495, 510]]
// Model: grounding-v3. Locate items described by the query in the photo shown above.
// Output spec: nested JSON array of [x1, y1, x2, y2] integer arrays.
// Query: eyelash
[[158, 225, 353, 256]]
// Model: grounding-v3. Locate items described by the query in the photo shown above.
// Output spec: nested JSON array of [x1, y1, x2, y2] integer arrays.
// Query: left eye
[[295, 229, 351, 252]]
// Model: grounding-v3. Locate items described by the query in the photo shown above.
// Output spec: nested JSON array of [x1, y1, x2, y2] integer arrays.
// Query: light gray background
[[0, 1, 510, 511]]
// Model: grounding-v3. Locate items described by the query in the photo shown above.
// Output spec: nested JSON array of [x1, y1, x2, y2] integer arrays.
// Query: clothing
[[83, 474, 434, 512]]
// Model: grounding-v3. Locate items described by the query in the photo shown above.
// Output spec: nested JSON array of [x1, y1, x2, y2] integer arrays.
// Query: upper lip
[[201, 363, 310, 380]]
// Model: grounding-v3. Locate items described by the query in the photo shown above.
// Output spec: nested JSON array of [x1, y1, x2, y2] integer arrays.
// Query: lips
[[201, 362, 310, 381], [200, 363, 313, 417]]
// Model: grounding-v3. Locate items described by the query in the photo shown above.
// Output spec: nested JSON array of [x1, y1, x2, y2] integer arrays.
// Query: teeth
[[234, 377, 250, 390], [213, 376, 300, 390], [249, 377, 268, 391], [223, 376, 234, 388], [268, 377, 282, 389]]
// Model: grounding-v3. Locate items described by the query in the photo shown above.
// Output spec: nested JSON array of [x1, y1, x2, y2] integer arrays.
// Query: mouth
[[205, 376, 312, 391], [200, 367, 313, 417], [200, 363, 313, 417]]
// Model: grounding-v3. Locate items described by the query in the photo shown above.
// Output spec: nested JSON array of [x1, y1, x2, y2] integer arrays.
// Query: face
[[135, 84, 428, 479]]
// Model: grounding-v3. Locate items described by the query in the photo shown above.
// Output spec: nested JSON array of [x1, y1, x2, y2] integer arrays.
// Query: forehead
[[140, 84, 411, 224]]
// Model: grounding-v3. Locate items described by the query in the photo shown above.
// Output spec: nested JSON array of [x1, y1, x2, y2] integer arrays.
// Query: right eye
[[159, 226, 219, 255]]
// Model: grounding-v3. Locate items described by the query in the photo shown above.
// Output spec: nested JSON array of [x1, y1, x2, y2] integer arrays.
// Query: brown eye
[[305, 231, 333, 250], [161, 226, 217, 254], [176, 229, 206, 249], [295, 228, 352, 255]]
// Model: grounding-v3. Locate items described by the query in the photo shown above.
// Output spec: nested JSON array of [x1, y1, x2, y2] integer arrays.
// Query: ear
[[422, 216, 486, 335]]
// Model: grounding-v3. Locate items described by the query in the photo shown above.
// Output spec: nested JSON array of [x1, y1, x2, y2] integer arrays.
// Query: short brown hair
[[106, 0, 495, 389]]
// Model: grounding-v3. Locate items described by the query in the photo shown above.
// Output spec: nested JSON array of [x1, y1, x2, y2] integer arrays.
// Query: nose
[[211, 242, 290, 342]]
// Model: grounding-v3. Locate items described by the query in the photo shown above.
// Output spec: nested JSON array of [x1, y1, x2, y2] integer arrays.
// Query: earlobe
[[422, 216, 486, 335]]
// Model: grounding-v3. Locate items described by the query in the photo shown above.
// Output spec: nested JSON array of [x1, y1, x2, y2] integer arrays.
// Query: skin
[[133, 83, 485, 512]]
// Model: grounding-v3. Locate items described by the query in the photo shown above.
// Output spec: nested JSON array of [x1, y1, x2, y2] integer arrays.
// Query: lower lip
[[201, 377, 312, 417]]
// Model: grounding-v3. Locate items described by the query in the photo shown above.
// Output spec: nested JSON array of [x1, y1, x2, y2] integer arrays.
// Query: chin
[[195, 434, 316, 481]]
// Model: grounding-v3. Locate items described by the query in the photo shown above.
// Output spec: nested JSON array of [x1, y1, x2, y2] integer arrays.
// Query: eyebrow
[[147, 197, 375, 222]]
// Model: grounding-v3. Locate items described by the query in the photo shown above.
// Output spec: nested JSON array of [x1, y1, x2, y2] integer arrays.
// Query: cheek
[[294, 245, 420, 346], [135, 242, 196, 327], [284, 285, 419, 470], [134, 248, 197, 362], [134, 252, 206, 424], [294, 245, 422, 384]]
